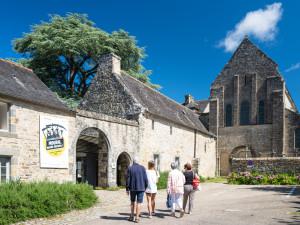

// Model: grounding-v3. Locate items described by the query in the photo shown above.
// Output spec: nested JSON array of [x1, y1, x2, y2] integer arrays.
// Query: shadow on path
[[245, 186, 300, 225], [100, 210, 171, 221], [245, 186, 300, 196]]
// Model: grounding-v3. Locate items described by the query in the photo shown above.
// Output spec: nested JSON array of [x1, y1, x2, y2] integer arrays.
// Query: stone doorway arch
[[230, 145, 258, 159], [116, 152, 131, 186], [76, 127, 109, 187]]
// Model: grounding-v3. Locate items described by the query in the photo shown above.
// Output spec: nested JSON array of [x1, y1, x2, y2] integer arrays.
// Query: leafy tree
[[14, 13, 158, 97]]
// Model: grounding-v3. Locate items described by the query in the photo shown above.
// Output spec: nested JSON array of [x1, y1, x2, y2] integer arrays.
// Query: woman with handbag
[[183, 162, 199, 214], [167, 162, 185, 218]]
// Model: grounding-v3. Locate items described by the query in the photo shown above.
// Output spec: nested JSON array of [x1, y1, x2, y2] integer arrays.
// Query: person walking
[[183, 162, 199, 214], [145, 160, 159, 218], [167, 162, 185, 218], [126, 156, 148, 223]]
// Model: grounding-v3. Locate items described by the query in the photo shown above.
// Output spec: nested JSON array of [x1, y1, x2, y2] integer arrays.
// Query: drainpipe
[[194, 129, 197, 158], [216, 98, 220, 177]]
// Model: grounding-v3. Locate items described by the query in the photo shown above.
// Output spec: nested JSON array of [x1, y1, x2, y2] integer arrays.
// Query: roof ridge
[[0, 59, 33, 73], [212, 37, 279, 87], [120, 71, 201, 116], [230, 37, 278, 66]]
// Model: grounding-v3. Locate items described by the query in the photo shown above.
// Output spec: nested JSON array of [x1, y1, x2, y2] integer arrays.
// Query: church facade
[[184, 37, 300, 175]]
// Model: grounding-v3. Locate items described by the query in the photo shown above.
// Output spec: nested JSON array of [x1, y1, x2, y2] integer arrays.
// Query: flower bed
[[228, 172, 300, 185]]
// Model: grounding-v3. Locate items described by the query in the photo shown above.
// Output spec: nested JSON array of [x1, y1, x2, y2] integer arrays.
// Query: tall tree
[[14, 13, 157, 97]]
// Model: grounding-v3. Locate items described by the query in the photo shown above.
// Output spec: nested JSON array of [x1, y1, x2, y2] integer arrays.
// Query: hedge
[[228, 172, 300, 185], [0, 181, 97, 225]]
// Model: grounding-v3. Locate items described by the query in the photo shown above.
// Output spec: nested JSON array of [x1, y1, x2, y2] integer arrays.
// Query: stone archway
[[221, 145, 257, 176], [230, 145, 258, 158], [76, 127, 109, 187], [116, 152, 131, 186]]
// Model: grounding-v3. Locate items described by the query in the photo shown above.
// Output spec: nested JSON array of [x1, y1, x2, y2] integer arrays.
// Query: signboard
[[247, 160, 254, 169], [40, 116, 69, 168]]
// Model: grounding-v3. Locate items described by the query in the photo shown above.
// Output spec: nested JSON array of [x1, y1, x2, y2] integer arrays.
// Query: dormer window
[[0, 102, 9, 131]]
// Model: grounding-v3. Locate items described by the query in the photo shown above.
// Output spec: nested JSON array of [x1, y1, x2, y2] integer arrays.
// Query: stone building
[[184, 37, 300, 175], [0, 54, 216, 186], [0, 59, 76, 183], [76, 53, 216, 186]]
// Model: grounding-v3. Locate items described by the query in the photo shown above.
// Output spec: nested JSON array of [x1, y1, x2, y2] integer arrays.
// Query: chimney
[[98, 53, 121, 75], [184, 94, 194, 105]]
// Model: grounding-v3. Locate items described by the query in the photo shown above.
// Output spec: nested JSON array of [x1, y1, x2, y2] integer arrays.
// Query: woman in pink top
[[167, 162, 185, 217]]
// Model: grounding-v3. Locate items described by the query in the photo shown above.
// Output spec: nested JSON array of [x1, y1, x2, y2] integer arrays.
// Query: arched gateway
[[76, 127, 109, 187], [117, 152, 131, 186]]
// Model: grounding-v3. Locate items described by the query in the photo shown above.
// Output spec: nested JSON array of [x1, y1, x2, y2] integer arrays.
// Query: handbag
[[192, 172, 200, 191], [166, 193, 172, 208]]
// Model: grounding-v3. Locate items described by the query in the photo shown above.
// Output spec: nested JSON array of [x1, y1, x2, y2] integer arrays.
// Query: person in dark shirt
[[126, 156, 148, 223], [183, 162, 199, 214]]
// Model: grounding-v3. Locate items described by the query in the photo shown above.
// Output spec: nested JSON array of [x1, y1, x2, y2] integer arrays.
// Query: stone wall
[[139, 113, 216, 177], [74, 110, 140, 186], [0, 97, 76, 182], [231, 157, 300, 174], [284, 109, 300, 156], [218, 124, 273, 175]]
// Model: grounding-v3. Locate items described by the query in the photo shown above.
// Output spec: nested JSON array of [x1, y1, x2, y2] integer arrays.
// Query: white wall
[[138, 114, 216, 177]]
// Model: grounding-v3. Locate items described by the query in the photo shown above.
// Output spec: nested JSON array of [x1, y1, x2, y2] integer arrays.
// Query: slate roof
[[184, 100, 209, 113], [118, 72, 212, 136], [0, 59, 69, 112]]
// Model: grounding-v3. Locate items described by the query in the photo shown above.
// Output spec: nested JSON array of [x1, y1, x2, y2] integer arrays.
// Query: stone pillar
[[272, 90, 285, 156], [209, 97, 220, 176], [98, 138, 109, 187], [233, 75, 240, 126], [250, 74, 257, 124], [266, 76, 283, 124], [209, 98, 219, 135]]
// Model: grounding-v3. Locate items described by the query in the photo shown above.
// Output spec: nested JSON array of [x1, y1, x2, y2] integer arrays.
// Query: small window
[[0, 157, 10, 183], [153, 154, 160, 171], [295, 128, 300, 149], [258, 100, 265, 124], [175, 157, 180, 169], [0, 102, 9, 131], [225, 104, 233, 127], [244, 76, 251, 86], [240, 101, 250, 125], [152, 120, 155, 130], [170, 126, 173, 135]]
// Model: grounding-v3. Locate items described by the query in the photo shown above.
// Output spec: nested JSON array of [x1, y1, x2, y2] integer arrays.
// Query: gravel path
[[15, 183, 300, 225]]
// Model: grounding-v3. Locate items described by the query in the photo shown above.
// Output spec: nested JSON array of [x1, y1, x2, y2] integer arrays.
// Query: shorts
[[130, 191, 144, 203]]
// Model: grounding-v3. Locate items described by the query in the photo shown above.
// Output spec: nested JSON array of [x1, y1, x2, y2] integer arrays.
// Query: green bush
[[0, 181, 97, 225], [228, 172, 300, 185], [157, 172, 210, 189], [157, 171, 169, 189]]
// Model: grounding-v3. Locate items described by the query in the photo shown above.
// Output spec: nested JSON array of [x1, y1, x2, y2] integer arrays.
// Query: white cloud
[[285, 62, 300, 73], [219, 2, 283, 52]]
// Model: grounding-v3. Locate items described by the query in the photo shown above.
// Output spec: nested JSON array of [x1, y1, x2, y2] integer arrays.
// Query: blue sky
[[1, 0, 300, 107]]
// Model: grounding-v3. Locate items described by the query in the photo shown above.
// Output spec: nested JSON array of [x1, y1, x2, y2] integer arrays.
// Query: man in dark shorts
[[126, 156, 148, 223]]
